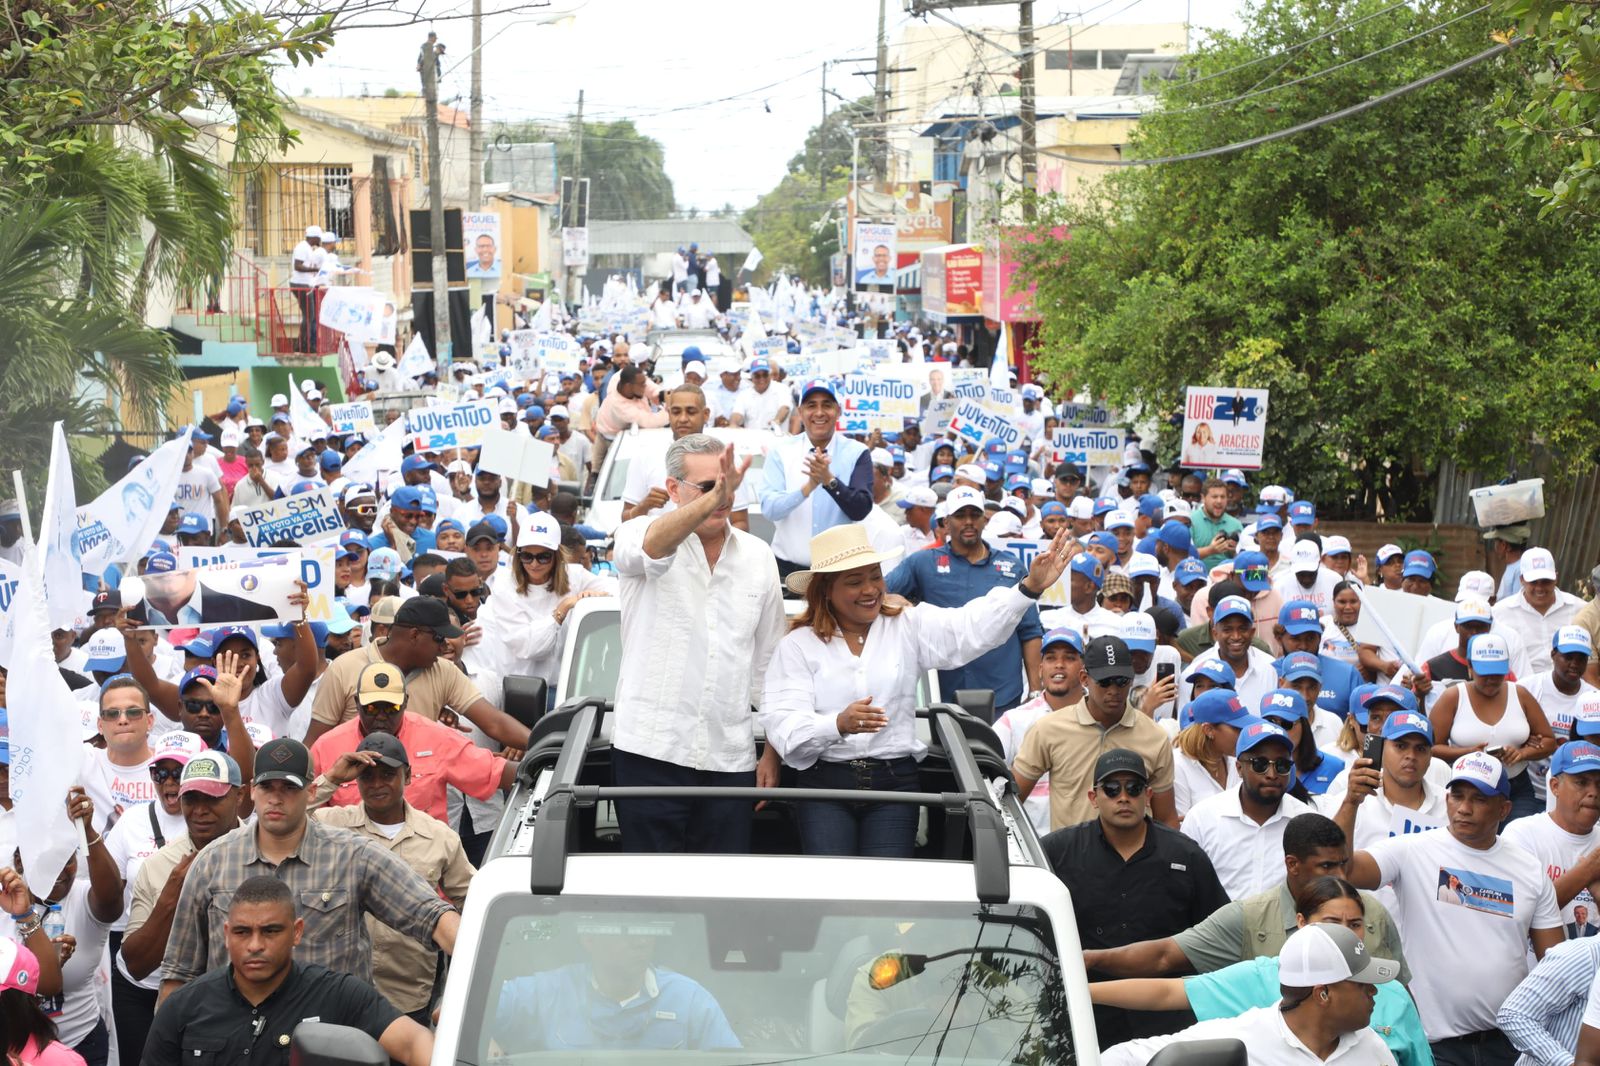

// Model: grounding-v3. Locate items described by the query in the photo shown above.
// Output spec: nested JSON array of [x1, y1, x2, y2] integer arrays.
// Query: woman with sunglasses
[[1259, 688, 1346, 799], [762, 523, 1074, 858], [477, 511, 615, 697], [1088, 877, 1429, 1066]]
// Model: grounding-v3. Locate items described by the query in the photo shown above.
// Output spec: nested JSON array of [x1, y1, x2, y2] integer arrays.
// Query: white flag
[[398, 332, 434, 378], [40, 423, 88, 631], [287, 375, 329, 441], [528, 298, 552, 334], [989, 320, 1011, 390], [342, 414, 408, 493], [74, 430, 192, 578], [7, 540, 84, 894], [741, 247, 764, 274]]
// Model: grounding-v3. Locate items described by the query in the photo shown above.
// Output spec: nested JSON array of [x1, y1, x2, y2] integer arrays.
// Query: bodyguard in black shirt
[[143, 876, 432, 1065], [1041, 748, 1230, 1049]]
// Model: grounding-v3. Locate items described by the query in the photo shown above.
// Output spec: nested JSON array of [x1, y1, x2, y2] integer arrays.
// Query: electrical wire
[[1036, 40, 1510, 166]]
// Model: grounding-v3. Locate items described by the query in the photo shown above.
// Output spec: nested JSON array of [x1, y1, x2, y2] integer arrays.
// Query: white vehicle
[[584, 424, 777, 539], [646, 328, 734, 389]]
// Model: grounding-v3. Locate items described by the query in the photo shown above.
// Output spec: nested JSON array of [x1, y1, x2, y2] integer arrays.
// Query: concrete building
[[298, 95, 472, 209]]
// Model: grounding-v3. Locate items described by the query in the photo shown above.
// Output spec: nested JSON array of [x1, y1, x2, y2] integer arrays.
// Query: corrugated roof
[[587, 218, 754, 256]]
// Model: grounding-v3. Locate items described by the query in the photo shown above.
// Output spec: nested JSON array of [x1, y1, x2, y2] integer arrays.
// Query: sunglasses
[[399, 625, 446, 646], [149, 766, 184, 783], [362, 701, 404, 717], [448, 585, 487, 600], [1098, 779, 1146, 799], [182, 699, 220, 717], [1264, 716, 1300, 733], [99, 707, 148, 721], [1093, 675, 1134, 689], [675, 478, 717, 495], [1245, 756, 1294, 776], [518, 550, 556, 566]]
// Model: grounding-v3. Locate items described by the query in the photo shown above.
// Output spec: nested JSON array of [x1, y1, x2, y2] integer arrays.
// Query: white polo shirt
[[1178, 643, 1279, 714], [1494, 591, 1584, 675], [1180, 784, 1312, 900], [1103, 1004, 1397, 1066]]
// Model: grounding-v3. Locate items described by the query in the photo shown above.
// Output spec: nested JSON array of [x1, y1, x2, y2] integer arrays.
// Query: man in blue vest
[[760, 379, 873, 583]]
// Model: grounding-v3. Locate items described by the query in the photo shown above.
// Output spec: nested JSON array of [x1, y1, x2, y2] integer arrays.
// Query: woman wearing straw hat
[[761, 524, 1074, 857]]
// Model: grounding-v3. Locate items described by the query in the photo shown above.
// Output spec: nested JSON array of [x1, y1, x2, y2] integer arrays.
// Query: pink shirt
[[594, 390, 669, 438], [310, 712, 508, 823], [19, 1037, 87, 1065]]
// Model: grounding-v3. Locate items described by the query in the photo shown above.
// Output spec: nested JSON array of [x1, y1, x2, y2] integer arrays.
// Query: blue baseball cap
[[1213, 595, 1254, 624], [1092, 495, 1120, 517], [1402, 550, 1436, 580], [1383, 711, 1434, 744], [176, 512, 210, 536], [289, 479, 323, 495], [1189, 689, 1254, 727], [985, 439, 1007, 457], [401, 454, 441, 475], [1449, 751, 1510, 797], [1070, 553, 1105, 589], [1260, 688, 1308, 724], [799, 378, 836, 402], [1288, 500, 1316, 525], [1040, 501, 1067, 519], [184, 425, 213, 443], [263, 620, 329, 647], [433, 519, 464, 537], [538, 424, 560, 439], [319, 450, 342, 471], [1221, 468, 1247, 487], [367, 547, 402, 581], [178, 665, 218, 694], [1233, 551, 1270, 592], [1185, 658, 1237, 688], [338, 529, 369, 553], [1553, 741, 1600, 777], [1236, 717, 1294, 756], [1005, 473, 1030, 493], [1173, 557, 1208, 587], [210, 625, 258, 651], [1157, 520, 1194, 553], [889, 445, 905, 463], [1467, 633, 1511, 676], [226, 397, 247, 415], [1363, 683, 1418, 713], [1255, 513, 1284, 531], [145, 550, 178, 574], [1041, 627, 1085, 654], [747, 357, 771, 374], [1278, 651, 1322, 682], [1137, 494, 1165, 520], [83, 630, 127, 674], [1554, 626, 1593, 656], [1086, 531, 1119, 553], [930, 464, 954, 483], [983, 462, 1002, 482], [391, 486, 425, 511], [516, 393, 537, 409], [520, 405, 547, 422], [1279, 600, 1323, 636]]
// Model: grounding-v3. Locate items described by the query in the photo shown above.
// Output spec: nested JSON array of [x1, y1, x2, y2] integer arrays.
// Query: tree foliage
[[1011, 0, 1600, 519], [741, 95, 872, 285], [1492, 0, 1600, 218], [491, 117, 675, 220]]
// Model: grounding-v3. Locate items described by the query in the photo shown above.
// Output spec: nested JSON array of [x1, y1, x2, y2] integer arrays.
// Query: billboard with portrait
[[463, 211, 502, 280], [853, 220, 897, 294]]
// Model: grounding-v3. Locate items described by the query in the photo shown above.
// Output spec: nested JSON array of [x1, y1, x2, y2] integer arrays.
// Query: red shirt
[[309, 712, 507, 822]]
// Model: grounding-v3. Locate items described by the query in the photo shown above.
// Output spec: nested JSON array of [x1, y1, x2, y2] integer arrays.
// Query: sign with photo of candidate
[[853, 220, 897, 294], [1182, 386, 1270, 469], [121, 555, 305, 628], [463, 211, 502, 279]]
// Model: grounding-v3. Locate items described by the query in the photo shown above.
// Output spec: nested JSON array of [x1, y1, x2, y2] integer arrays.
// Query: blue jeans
[[795, 757, 921, 857], [612, 748, 756, 854], [1504, 770, 1541, 826]]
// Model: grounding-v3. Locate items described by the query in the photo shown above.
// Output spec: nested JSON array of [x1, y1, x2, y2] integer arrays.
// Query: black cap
[[254, 738, 312, 787], [417, 572, 447, 598], [91, 590, 122, 611], [1082, 635, 1133, 682], [465, 520, 501, 546], [1094, 748, 1149, 785], [393, 596, 463, 639], [356, 732, 409, 768], [1055, 465, 1083, 482]]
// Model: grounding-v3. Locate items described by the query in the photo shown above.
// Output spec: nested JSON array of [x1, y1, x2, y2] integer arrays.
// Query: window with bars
[[231, 164, 356, 256]]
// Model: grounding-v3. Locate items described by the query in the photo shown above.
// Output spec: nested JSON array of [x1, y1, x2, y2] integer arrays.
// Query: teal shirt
[[1188, 510, 1243, 571], [1184, 957, 1433, 1066]]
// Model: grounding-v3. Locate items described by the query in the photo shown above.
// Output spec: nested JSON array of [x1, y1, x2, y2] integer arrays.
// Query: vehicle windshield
[[454, 896, 1071, 1064], [561, 608, 623, 703]]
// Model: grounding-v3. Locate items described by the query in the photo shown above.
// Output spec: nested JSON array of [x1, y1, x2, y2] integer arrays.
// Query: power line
[[1037, 40, 1510, 166], [1182, 0, 1412, 88]]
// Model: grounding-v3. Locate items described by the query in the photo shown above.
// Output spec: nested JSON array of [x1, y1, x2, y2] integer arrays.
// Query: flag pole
[[11, 470, 33, 548]]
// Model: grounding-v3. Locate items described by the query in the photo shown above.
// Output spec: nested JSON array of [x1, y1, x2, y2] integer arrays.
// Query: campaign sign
[[326, 401, 376, 435], [507, 330, 539, 377], [1052, 427, 1126, 469], [178, 545, 338, 622], [779, 353, 818, 379], [406, 400, 497, 453], [866, 339, 895, 364], [998, 539, 1069, 607], [984, 385, 1019, 420], [1181, 387, 1270, 470], [749, 337, 786, 363], [1056, 399, 1121, 427], [921, 397, 958, 438], [948, 399, 1021, 450], [837, 374, 918, 418], [121, 555, 306, 629], [952, 369, 988, 403], [536, 332, 578, 374], [233, 488, 345, 547]]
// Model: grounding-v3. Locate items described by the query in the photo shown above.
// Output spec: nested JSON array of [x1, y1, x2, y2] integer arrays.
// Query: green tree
[[1492, 0, 1600, 218], [492, 118, 674, 220], [0, 0, 331, 490], [1011, 0, 1600, 519]]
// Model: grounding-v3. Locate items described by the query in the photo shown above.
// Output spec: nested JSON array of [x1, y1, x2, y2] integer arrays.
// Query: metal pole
[[469, 0, 483, 209], [872, 0, 888, 180], [1019, 0, 1037, 221], [420, 36, 452, 372], [569, 89, 584, 307], [819, 62, 828, 197]]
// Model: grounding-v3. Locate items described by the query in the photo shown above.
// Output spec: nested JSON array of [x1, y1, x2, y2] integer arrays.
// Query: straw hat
[[785, 525, 903, 596]]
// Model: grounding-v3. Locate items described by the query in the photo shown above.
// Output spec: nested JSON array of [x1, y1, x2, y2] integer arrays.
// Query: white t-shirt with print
[[241, 673, 320, 742], [1366, 828, 1562, 1038], [174, 465, 222, 524], [39, 880, 114, 1046], [103, 799, 188, 960], [1502, 811, 1600, 939], [79, 747, 156, 834]]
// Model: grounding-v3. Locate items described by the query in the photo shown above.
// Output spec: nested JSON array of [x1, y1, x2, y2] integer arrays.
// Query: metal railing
[[174, 249, 351, 359]]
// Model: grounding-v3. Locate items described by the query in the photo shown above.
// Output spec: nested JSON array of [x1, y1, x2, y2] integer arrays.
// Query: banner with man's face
[[464, 211, 502, 280], [853, 221, 897, 294]]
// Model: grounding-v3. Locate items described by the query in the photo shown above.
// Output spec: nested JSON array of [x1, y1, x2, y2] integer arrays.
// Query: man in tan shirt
[[302, 597, 527, 750], [313, 730, 474, 1023], [1011, 635, 1178, 831]]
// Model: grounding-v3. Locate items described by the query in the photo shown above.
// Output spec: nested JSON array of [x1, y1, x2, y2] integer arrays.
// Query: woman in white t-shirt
[[1170, 689, 1246, 819], [1429, 633, 1556, 823]]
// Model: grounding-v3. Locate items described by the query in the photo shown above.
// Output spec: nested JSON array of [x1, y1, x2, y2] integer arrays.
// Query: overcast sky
[[278, 0, 1247, 212]]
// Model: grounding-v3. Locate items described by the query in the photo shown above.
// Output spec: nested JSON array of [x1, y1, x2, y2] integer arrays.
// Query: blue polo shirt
[[885, 543, 1043, 712], [495, 964, 739, 1053]]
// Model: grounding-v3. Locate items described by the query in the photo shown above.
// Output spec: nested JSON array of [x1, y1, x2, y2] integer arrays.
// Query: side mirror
[[1147, 1039, 1248, 1066], [291, 1021, 387, 1066], [953, 689, 995, 725], [503, 675, 549, 735]]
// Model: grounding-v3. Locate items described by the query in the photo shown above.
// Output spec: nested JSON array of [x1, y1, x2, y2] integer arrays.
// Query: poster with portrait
[[853, 220, 897, 294], [463, 211, 502, 280], [1181, 387, 1270, 470]]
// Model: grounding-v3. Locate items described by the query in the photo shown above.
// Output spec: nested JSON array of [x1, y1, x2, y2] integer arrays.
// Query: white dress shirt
[[1178, 644, 1279, 714], [1494, 590, 1583, 675], [1181, 784, 1312, 899], [476, 563, 617, 684], [612, 516, 786, 772], [762, 584, 1035, 769], [1103, 1005, 1397, 1066]]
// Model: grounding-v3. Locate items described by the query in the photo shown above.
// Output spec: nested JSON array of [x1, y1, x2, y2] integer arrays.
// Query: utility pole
[[819, 62, 828, 197], [872, 0, 889, 180], [1019, 0, 1037, 221], [419, 34, 451, 371], [568, 89, 584, 306], [469, 0, 483, 209]]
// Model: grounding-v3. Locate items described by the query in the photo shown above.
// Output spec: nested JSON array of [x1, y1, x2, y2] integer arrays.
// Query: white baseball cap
[[1277, 925, 1400, 987], [1322, 535, 1352, 556], [1555, 626, 1594, 656], [1455, 597, 1493, 625], [944, 486, 987, 515], [299, 379, 317, 394], [1067, 497, 1095, 521], [1001, 495, 1026, 518], [1030, 477, 1052, 497], [445, 459, 473, 475], [955, 463, 987, 484], [516, 511, 562, 551], [1521, 546, 1558, 583], [1375, 543, 1404, 565], [1120, 612, 1157, 652], [1126, 552, 1160, 579], [870, 447, 894, 468], [1291, 540, 1323, 573], [897, 486, 938, 510], [1164, 498, 1192, 520], [548, 404, 570, 420], [1454, 570, 1496, 602], [986, 510, 1022, 538], [270, 393, 289, 407], [304, 225, 322, 239], [1259, 485, 1288, 504]]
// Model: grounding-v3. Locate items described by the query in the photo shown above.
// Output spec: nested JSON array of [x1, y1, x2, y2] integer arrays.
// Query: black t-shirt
[[1424, 649, 1472, 687], [143, 962, 400, 1066], [1042, 818, 1231, 1048]]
